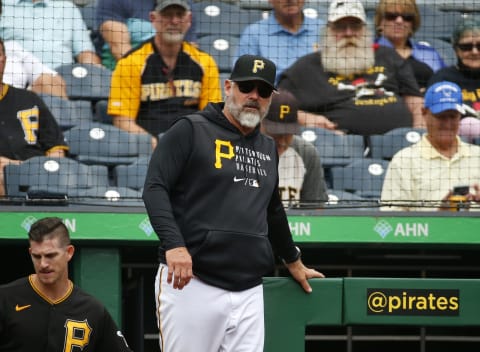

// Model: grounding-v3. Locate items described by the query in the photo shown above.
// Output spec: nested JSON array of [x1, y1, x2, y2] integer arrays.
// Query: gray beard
[[321, 29, 375, 76], [236, 111, 262, 128], [225, 94, 269, 129], [162, 32, 185, 44]]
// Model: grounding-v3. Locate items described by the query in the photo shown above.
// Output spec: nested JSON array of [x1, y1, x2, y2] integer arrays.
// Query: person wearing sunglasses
[[278, 0, 424, 135], [374, 0, 446, 92], [428, 18, 480, 142], [143, 54, 324, 352]]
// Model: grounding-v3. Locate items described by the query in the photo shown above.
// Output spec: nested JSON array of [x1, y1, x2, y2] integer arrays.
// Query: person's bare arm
[[76, 51, 102, 65], [31, 73, 68, 99], [404, 95, 425, 128], [113, 115, 149, 134], [100, 20, 132, 61], [297, 110, 338, 130], [113, 115, 157, 149]]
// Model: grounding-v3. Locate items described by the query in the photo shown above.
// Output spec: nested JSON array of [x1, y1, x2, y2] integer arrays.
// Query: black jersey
[[0, 276, 132, 352], [278, 47, 422, 135], [0, 85, 68, 160]]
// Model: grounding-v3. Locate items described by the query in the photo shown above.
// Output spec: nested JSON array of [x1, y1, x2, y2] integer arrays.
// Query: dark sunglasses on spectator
[[456, 42, 480, 52], [235, 81, 274, 98], [384, 12, 415, 22]]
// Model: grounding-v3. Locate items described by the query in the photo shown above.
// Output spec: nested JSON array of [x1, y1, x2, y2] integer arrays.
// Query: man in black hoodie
[[143, 54, 324, 352]]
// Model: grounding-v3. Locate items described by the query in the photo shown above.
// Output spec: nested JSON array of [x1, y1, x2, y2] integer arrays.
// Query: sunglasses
[[331, 21, 364, 32], [456, 42, 480, 52], [235, 81, 274, 98], [384, 12, 415, 22]]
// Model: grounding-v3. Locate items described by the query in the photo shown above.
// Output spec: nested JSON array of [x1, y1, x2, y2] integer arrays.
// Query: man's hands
[[285, 259, 325, 293], [165, 247, 193, 290]]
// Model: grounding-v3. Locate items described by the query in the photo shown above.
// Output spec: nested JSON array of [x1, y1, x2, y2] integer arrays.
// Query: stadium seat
[[300, 127, 366, 168], [55, 63, 112, 101], [414, 37, 457, 67], [416, 4, 463, 42], [192, 1, 254, 37], [4, 156, 110, 200], [93, 100, 112, 124], [368, 127, 426, 160], [64, 122, 152, 167], [39, 94, 93, 130], [303, 0, 328, 20], [113, 156, 150, 191], [330, 158, 390, 199], [197, 35, 238, 73], [325, 189, 378, 210], [72, 186, 144, 207]]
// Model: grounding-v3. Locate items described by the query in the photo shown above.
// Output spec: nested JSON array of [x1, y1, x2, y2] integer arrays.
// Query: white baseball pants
[[155, 264, 264, 352]]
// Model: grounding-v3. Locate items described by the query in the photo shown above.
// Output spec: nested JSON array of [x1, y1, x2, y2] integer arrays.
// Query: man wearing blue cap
[[381, 81, 480, 211], [143, 54, 324, 352]]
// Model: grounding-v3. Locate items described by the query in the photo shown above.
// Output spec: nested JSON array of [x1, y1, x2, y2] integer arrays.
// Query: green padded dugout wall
[[263, 277, 343, 352], [343, 278, 480, 326]]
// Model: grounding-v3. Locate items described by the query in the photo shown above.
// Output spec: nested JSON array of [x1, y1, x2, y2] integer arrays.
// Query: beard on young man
[[320, 26, 375, 77]]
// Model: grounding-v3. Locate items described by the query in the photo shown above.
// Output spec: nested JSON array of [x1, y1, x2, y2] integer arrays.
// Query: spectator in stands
[[381, 81, 480, 211], [428, 18, 480, 142], [96, 0, 196, 70], [108, 0, 221, 145], [0, 39, 68, 197], [374, 0, 446, 92], [3, 40, 68, 98], [277, 0, 423, 136], [0, 2, 67, 97], [235, 0, 324, 83], [261, 90, 328, 207], [0, 0, 101, 70]]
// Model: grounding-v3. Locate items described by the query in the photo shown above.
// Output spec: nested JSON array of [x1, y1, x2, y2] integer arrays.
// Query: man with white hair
[[278, 0, 424, 135]]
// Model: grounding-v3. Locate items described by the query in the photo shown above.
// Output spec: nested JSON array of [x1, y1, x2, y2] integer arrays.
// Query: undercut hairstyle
[[28, 217, 71, 247]]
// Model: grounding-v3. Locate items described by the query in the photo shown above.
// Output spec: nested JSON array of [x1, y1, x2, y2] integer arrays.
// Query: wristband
[[283, 246, 301, 264]]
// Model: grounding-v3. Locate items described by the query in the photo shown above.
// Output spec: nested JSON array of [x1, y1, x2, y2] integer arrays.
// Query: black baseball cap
[[263, 90, 299, 134], [230, 55, 277, 90]]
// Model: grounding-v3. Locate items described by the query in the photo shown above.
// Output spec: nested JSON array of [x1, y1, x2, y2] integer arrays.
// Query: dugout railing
[[0, 206, 479, 352]]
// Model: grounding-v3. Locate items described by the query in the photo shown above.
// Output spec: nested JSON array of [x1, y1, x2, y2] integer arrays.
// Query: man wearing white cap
[[381, 81, 480, 211], [278, 0, 424, 135]]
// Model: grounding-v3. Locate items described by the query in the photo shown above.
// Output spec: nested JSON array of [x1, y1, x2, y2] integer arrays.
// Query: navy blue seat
[[369, 127, 426, 160], [72, 186, 144, 207], [330, 158, 390, 200], [4, 156, 109, 200], [39, 94, 93, 130], [192, 1, 253, 37], [113, 156, 151, 191], [64, 122, 152, 167], [55, 63, 112, 101], [197, 35, 238, 73], [300, 128, 366, 168]]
